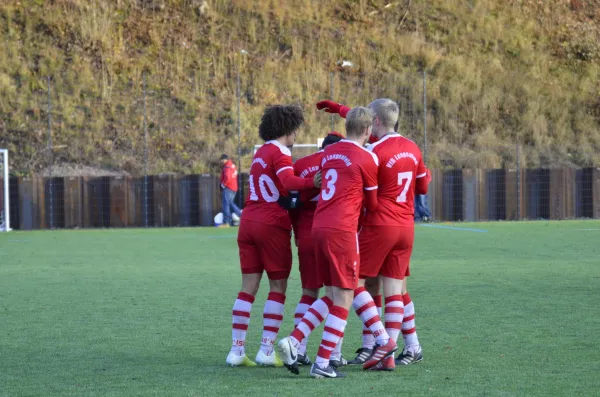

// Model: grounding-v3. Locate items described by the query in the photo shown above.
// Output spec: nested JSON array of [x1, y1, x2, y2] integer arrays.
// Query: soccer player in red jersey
[[288, 132, 344, 367], [226, 105, 321, 367], [278, 107, 397, 378], [316, 98, 430, 370]]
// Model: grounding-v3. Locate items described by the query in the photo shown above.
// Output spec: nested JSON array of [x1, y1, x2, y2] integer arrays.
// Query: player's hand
[[313, 171, 322, 188], [426, 168, 432, 184], [316, 100, 342, 114]]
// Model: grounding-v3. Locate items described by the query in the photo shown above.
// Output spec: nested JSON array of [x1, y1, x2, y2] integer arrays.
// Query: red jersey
[[363, 134, 428, 226], [290, 150, 324, 231], [242, 141, 297, 230], [220, 160, 239, 191], [313, 140, 379, 233]]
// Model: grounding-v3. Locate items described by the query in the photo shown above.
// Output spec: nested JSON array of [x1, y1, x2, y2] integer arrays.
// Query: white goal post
[[0, 149, 10, 232]]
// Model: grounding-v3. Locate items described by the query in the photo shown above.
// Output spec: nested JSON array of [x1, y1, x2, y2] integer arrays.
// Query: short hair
[[345, 107, 375, 136], [220, 154, 229, 161], [258, 105, 304, 141], [321, 132, 343, 148], [368, 98, 399, 129]]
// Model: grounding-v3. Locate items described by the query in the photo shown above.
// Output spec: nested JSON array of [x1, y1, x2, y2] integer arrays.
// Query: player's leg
[[351, 227, 397, 369], [255, 225, 293, 367], [292, 234, 321, 365], [226, 222, 263, 366], [279, 286, 333, 374], [310, 286, 353, 378], [349, 276, 381, 365], [397, 278, 423, 365]]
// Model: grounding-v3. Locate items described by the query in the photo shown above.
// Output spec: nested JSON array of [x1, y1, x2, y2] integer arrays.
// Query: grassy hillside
[[1, 0, 599, 176]]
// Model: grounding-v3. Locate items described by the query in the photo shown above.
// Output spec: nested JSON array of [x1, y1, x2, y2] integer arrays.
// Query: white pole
[[1, 149, 9, 231]]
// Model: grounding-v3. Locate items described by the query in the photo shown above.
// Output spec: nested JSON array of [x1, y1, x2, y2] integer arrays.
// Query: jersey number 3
[[321, 169, 338, 201], [249, 174, 279, 203], [397, 172, 413, 203]]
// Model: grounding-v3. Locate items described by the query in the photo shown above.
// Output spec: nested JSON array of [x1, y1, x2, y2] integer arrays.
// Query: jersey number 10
[[249, 174, 280, 203]]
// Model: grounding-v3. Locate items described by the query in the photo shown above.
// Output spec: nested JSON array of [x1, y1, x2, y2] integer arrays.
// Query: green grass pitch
[[1, 221, 599, 397]]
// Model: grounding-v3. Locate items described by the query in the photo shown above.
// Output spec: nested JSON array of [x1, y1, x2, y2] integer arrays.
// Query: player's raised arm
[[316, 100, 351, 118]]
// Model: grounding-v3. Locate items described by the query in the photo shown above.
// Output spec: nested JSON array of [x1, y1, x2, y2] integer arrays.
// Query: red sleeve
[[415, 167, 430, 195], [415, 150, 429, 194], [339, 105, 351, 118], [361, 153, 379, 212], [278, 168, 314, 191], [273, 151, 314, 191]]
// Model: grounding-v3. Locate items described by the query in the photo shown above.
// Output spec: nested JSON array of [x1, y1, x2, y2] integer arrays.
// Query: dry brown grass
[[1, 0, 599, 176]]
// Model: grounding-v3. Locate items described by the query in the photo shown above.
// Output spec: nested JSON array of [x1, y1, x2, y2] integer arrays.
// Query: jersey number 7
[[397, 172, 413, 203]]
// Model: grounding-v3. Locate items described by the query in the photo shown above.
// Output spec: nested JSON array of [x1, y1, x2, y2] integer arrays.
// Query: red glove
[[316, 100, 351, 118], [368, 134, 379, 144]]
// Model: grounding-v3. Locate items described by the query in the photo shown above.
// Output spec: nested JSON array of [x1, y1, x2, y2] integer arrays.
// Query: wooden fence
[[2, 168, 599, 230]]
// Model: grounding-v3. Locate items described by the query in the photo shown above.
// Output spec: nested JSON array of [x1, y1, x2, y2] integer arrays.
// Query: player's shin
[[259, 292, 286, 355], [352, 287, 390, 345], [293, 294, 317, 356], [289, 296, 333, 348]]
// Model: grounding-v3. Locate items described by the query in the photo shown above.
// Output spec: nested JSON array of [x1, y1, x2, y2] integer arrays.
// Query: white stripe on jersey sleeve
[[276, 166, 294, 175], [364, 186, 378, 191], [416, 172, 427, 178]]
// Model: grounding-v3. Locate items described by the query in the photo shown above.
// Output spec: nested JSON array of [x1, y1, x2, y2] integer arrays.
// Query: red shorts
[[238, 219, 292, 280], [296, 227, 322, 290], [313, 227, 359, 290], [358, 225, 414, 280]]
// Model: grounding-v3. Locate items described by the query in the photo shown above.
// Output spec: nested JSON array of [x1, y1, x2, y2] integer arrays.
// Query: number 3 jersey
[[313, 139, 379, 233], [363, 134, 428, 227], [242, 140, 297, 230]]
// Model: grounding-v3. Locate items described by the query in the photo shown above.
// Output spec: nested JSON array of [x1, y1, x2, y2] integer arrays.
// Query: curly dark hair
[[258, 105, 304, 141]]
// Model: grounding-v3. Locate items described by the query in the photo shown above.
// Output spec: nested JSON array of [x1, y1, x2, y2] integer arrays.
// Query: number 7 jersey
[[313, 139, 379, 233], [363, 134, 428, 226]]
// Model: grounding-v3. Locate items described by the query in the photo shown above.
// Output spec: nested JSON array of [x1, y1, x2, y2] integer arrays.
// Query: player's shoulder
[[294, 150, 323, 168], [263, 140, 292, 157], [342, 139, 378, 166], [369, 134, 421, 156]]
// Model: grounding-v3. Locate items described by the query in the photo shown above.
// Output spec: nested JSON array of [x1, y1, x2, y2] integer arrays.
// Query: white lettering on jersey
[[251, 157, 268, 168], [385, 152, 418, 168], [322, 154, 352, 167], [299, 166, 320, 178]]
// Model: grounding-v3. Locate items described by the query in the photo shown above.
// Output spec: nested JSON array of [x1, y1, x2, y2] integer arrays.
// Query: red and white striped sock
[[315, 305, 349, 369], [231, 292, 255, 354], [353, 287, 389, 345], [385, 294, 405, 344], [331, 336, 344, 361], [360, 294, 382, 349], [259, 292, 286, 354], [402, 293, 420, 349], [290, 296, 333, 348], [294, 295, 317, 355]]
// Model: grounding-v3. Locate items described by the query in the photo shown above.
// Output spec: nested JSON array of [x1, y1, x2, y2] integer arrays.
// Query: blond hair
[[345, 107, 375, 136], [368, 98, 399, 129]]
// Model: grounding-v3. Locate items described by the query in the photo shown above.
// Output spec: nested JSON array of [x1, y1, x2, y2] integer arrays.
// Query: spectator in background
[[220, 154, 241, 227]]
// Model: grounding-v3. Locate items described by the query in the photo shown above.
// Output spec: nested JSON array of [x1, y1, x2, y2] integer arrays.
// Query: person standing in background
[[220, 154, 241, 227]]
